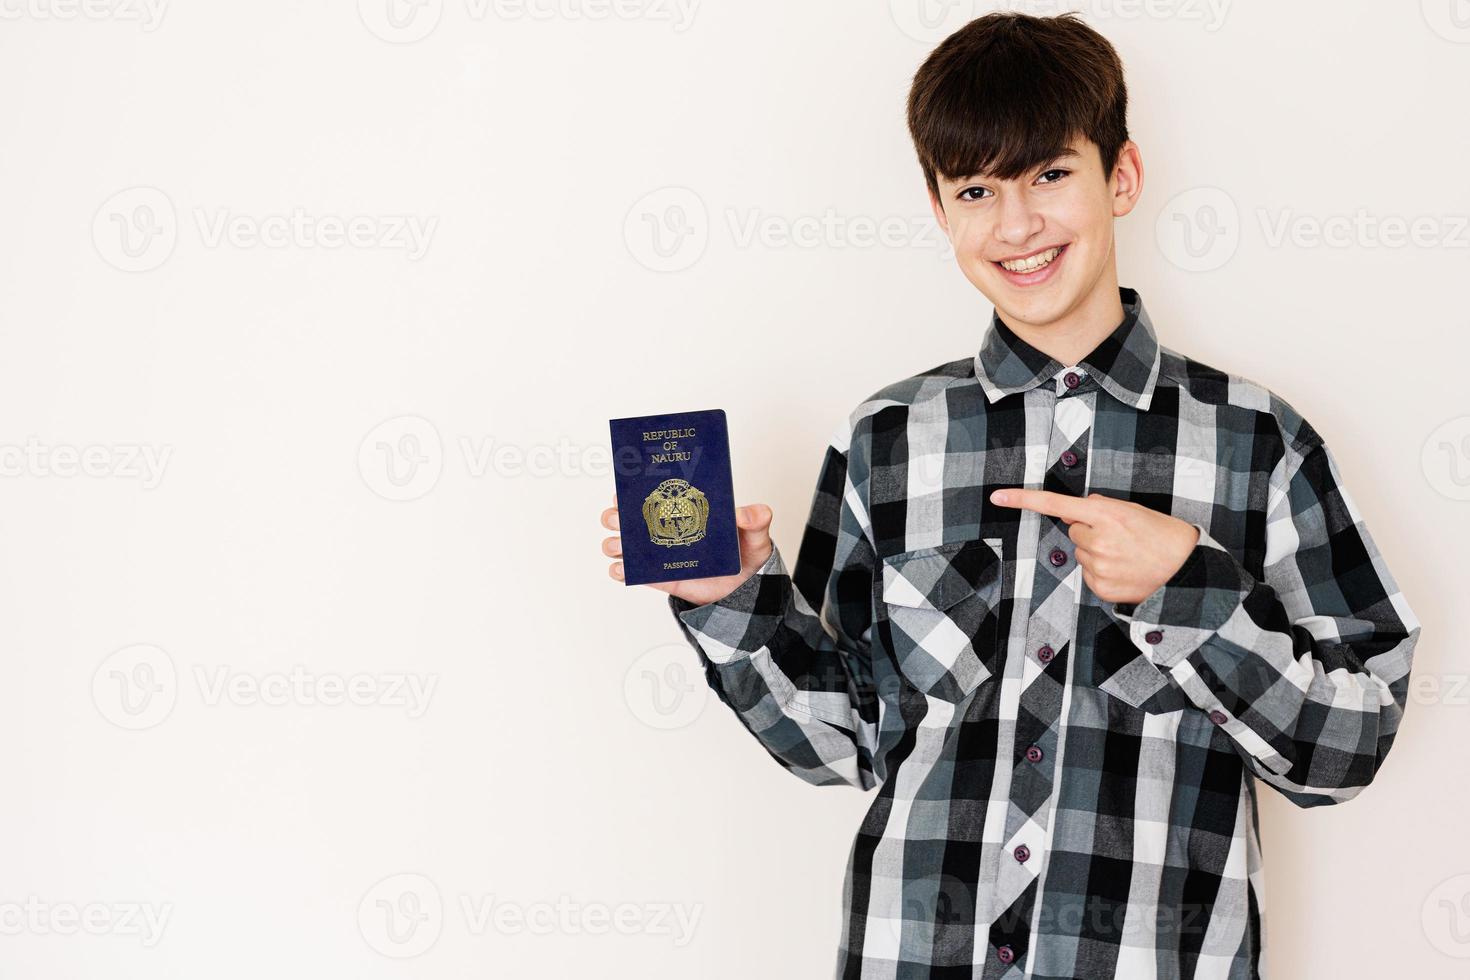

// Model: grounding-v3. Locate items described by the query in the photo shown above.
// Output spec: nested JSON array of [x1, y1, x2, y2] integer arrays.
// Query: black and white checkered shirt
[[668, 286, 1421, 979]]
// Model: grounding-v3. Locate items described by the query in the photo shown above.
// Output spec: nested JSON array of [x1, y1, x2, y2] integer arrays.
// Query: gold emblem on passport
[[642, 478, 710, 547]]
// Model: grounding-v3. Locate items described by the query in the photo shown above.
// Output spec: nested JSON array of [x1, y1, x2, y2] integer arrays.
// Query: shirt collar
[[974, 286, 1162, 411]]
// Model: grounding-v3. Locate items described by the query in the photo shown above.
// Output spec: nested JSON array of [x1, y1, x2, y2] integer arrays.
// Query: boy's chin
[[968, 270, 1073, 325]]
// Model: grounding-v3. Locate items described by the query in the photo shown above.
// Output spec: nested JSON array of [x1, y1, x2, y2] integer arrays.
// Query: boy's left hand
[[989, 488, 1200, 605]]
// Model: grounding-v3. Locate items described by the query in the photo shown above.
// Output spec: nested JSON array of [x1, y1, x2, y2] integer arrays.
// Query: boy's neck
[[996, 275, 1128, 369]]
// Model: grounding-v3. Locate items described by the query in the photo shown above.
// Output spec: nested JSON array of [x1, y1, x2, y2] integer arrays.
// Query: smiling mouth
[[994, 244, 1067, 273]]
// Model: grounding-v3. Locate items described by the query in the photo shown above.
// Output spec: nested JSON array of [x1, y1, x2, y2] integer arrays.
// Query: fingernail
[[990, 490, 1009, 504]]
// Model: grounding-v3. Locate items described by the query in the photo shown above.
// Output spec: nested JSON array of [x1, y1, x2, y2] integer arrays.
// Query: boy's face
[[928, 137, 1142, 331]]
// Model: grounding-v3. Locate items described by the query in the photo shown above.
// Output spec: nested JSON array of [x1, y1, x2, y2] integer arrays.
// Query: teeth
[[1000, 246, 1062, 273]]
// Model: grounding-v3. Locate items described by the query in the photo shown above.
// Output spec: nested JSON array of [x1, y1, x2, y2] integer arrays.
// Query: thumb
[[736, 503, 773, 540]]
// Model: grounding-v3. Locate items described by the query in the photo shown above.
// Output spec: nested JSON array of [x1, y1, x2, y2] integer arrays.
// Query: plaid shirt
[[668, 286, 1421, 980]]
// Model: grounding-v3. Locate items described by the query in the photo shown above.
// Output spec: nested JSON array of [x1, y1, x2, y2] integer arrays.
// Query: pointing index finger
[[990, 488, 1097, 525]]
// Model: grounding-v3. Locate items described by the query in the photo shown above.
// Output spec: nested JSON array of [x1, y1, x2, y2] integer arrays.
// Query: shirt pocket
[[1091, 617, 1191, 714], [877, 536, 1005, 703]]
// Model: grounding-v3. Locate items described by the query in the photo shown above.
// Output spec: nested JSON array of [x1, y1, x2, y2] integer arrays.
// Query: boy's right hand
[[601, 498, 775, 606]]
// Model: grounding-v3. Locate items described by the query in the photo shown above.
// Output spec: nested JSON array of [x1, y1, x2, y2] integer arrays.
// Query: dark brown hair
[[906, 12, 1129, 201]]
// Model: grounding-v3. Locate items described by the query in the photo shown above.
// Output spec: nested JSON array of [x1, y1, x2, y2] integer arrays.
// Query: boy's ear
[[1111, 139, 1144, 218]]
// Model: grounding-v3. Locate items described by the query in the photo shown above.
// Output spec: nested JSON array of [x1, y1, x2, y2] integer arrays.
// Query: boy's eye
[[956, 168, 1069, 201]]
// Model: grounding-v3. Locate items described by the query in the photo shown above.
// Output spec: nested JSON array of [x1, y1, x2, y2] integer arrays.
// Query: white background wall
[[1, 1, 1466, 976]]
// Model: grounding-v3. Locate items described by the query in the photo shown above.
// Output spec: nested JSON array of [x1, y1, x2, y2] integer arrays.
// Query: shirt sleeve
[[667, 421, 880, 790], [1109, 432, 1421, 807]]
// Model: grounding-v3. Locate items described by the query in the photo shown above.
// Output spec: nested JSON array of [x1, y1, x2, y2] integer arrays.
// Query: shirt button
[[1209, 709, 1229, 725], [1037, 645, 1055, 664], [1060, 449, 1078, 467], [1025, 745, 1044, 764], [1145, 629, 1164, 645], [1049, 548, 1067, 567], [1013, 844, 1030, 863], [997, 945, 1016, 964], [1064, 371, 1081, 389]]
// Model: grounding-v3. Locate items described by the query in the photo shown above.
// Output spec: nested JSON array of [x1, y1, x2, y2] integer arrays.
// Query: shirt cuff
[[667, 545, 787, 664], [1106, 522, 1253, 669]]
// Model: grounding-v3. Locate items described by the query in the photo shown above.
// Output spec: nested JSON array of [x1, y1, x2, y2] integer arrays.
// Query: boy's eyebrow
[[958, 149, 1082, 182]]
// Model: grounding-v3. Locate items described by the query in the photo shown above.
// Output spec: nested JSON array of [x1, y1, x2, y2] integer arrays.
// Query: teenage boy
[[600, 12, 1419, 978]]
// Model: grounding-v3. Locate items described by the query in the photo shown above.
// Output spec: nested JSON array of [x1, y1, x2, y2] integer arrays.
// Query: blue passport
[[609, 408, 742, 586]]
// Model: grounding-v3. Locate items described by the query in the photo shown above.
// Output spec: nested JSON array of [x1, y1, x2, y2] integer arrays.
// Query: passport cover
[[609, 408, 741, 586]]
